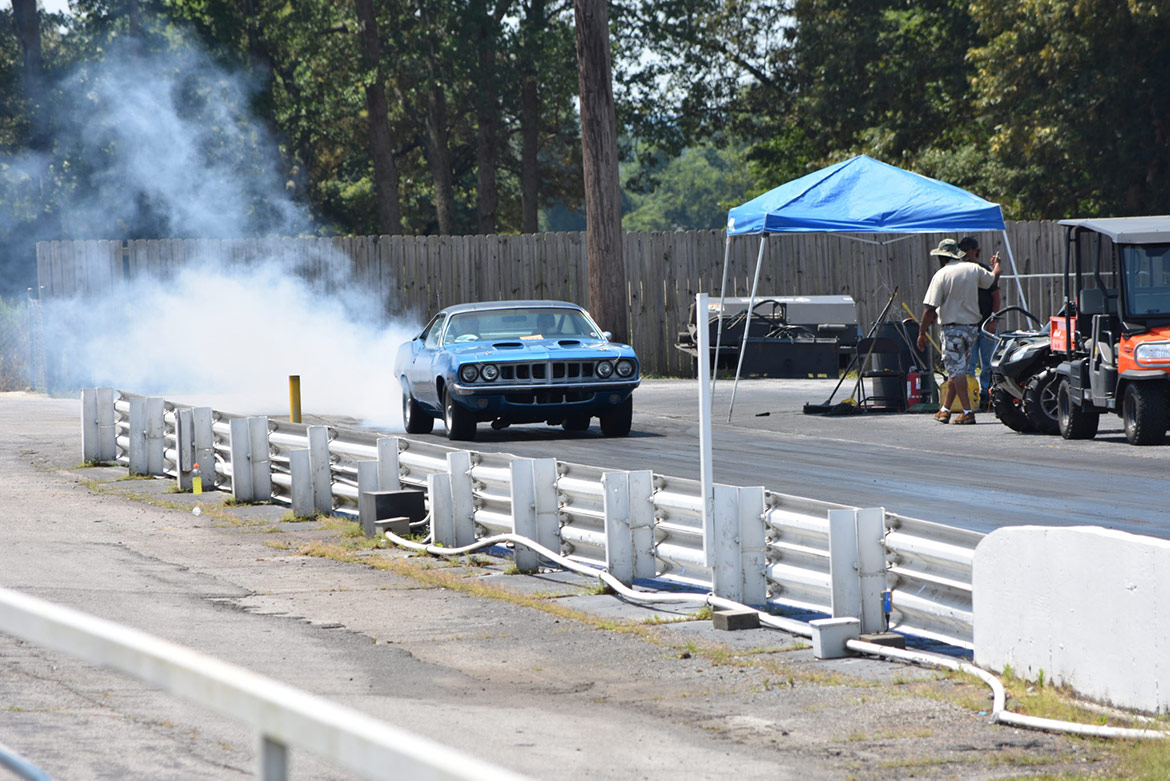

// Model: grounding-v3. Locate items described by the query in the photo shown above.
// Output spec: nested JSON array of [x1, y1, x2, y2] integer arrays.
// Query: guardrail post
[[193, 408, 215, 490], [257, 733, 288, 781], [856, 507, 886, 634], [829, 507, 887, 634], [446, 451, 477, 547], [128, 396, 147, 475], [248, 417, 272, 502], [145, 397, 166, 476], [628, 470, 655, 580], [738, 486, 768, 607], [710, 483, 741, 601], [510, 459, 539, 573], [290, 449, 313, 518], [96, 388, 116, 462], [229, 418, 254, 502], [356, 460, 379, 536], [82, 387, 117, 463], [81, 388, 99, 462], [377, 437, 401, 491], [175, 408, 194, 491], [429, 472, 455, 546], [307, 426, 332, 514], [532, 458, 561, 563], [603, 472, 633, 586]]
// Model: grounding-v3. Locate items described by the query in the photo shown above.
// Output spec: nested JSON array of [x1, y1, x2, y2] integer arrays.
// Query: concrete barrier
[[974, 526, 1170, 714]]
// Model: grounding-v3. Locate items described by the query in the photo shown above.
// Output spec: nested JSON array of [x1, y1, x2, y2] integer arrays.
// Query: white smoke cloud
[[39, 33, 419, 428]]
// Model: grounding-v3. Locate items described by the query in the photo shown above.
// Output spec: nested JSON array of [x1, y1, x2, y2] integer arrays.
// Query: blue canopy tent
[[716, 154, 1025, 416]]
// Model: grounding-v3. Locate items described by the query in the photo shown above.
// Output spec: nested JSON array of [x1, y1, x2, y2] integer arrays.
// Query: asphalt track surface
[[383, 378, 1170, 541]]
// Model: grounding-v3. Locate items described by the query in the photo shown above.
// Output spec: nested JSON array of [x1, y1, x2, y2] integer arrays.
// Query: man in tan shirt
[[916, 238, 1002, 424]]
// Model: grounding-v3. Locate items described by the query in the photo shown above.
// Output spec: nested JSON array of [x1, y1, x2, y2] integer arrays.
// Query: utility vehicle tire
[[1022, 369, 1060, 435], [1122, 382, 1168, 446], [1057, 378, 1099, 440], [402, 382, 434, 435], [599, 397, 633, 437], [561, 415, 591, 432], [991, 388, 1035, 433], [443, 389, 477, 441]]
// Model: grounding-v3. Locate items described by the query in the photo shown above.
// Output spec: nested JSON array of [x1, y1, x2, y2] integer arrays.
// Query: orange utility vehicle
[[1054, 217, 1170, 445]]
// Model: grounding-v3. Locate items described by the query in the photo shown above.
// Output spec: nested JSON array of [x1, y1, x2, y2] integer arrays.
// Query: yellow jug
[[948, 375, 982, 412]]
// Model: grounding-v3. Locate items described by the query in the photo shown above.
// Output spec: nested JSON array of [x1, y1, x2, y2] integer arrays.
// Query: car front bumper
[[448, 380, 639, 421]]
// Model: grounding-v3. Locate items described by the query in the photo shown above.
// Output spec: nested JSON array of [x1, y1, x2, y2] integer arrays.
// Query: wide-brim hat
[[930, 239, 965, 259]]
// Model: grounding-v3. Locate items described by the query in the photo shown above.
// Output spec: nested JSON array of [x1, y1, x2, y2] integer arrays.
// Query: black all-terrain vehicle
[[987, 306, 1062, 434]]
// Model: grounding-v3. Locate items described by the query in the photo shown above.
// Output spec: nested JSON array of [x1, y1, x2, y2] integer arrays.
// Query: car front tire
[[599, 397, 632, 437], [444, 389, 477, 441], [402, 382, 434, 435]]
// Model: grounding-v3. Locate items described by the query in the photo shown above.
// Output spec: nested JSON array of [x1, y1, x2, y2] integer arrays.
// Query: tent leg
[[728, 236, 767, 422], [1001, 230, 1028, 313], [711, 233, 732, 392]]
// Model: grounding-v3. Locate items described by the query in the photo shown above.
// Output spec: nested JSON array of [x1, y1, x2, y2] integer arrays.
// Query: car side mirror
[[602, 331, 612, 341]]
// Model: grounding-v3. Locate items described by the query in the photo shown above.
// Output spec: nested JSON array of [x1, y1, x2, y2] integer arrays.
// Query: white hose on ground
[[384, 528, 1167, 741]]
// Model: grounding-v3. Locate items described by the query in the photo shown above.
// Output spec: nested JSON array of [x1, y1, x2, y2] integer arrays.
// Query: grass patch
[[280, 510, 325, 523], [998, 668, 1164, 731], [1115, 740, 1170, 780]]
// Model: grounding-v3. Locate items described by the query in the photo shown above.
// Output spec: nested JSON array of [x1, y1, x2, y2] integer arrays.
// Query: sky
[[1, 1, 72, 12]]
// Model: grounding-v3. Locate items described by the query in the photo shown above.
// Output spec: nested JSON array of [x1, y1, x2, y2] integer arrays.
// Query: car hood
[[448, 338, 632, 362]]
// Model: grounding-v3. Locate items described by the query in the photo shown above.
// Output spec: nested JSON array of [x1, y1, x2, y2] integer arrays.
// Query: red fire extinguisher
[[906, 369, 922, 408]]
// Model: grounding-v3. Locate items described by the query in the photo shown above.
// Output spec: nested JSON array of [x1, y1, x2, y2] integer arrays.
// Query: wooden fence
[[36, 222, 1068, 376]]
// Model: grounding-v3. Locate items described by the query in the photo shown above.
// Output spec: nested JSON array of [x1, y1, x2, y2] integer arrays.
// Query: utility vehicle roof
[[1058, 216, 1170, 244]]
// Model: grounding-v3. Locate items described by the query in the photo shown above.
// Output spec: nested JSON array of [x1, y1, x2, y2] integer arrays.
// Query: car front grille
[[497, 361, 598, 382]]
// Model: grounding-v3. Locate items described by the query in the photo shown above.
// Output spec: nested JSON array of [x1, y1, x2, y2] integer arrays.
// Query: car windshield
[[1121, 244, 1170, 317], [442, 307, 602, 345]]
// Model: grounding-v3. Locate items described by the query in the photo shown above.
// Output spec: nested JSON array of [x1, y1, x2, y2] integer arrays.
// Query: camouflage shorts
[[941, 325, 979, 378]]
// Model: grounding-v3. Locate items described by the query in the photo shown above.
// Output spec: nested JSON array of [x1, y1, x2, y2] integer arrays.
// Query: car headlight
[[480, 364, 499, 381], [615, 359, 635, 378], [596, 361, 614, 378], [459, 364, 479, 383], [1134, 342, 1170, 364]]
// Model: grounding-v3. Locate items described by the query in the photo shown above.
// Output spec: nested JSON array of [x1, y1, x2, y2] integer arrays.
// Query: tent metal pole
[[727, 235, 767, 421], [711, 233, 732, 393], [1000, 230, 1029, 312]]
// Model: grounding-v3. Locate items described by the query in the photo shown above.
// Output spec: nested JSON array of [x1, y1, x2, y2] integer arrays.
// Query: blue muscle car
[[395, 300, 640, 441]]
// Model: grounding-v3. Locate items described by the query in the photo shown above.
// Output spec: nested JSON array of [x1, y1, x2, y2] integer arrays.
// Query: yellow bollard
[[289, 375, 302, 423]]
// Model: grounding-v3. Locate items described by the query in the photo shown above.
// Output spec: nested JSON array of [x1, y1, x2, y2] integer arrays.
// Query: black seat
[[857, 336, 906, 411]]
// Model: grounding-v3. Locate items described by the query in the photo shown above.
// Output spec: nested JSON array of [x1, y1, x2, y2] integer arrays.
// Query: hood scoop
[[492, 341, 524, 349], [557, 339, 582, 346]]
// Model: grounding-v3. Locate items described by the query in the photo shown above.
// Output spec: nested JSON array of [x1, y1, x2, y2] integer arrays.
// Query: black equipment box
[[677, 295, 860, 375], [737, 337, 840, 378]]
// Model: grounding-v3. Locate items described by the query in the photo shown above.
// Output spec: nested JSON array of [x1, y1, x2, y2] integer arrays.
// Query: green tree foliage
[[1, 0, 1167, 283], [0, 0, 587, 260], [969, 0, 1170, 218], [740, 0, 979, 190], [621, 144, 755, 231]]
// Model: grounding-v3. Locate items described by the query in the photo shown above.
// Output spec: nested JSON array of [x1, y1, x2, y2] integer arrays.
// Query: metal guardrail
[[0, 588, 524, 781], [884, 513, 983, 648], [90, 389, 983, 651]]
